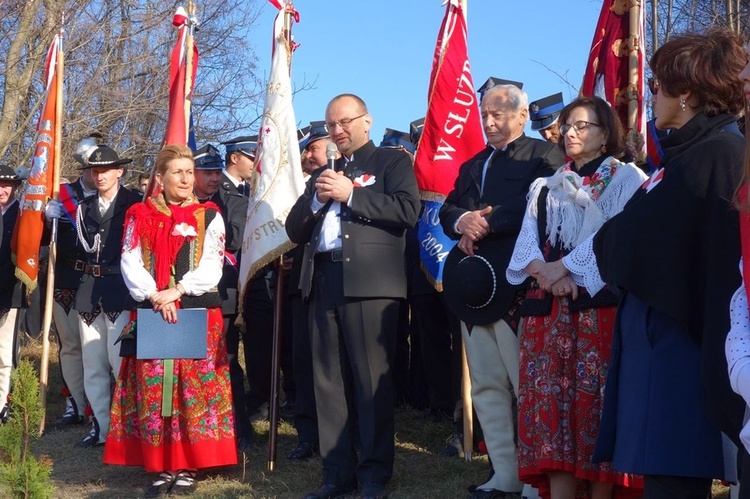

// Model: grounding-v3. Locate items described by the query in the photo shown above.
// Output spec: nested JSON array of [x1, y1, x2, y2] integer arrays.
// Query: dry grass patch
[[22, 335, 489, 498]]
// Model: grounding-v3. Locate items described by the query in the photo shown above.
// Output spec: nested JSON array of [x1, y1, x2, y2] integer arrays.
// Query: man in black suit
[[440, 83, 563, 499], [70, 145, 141, 447], [193, 143, 256, 452], [0, 165, 23, 423], [287, 94, 420, 499]]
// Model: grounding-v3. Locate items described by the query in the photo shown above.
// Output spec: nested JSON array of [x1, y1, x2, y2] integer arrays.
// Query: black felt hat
[[0, 164, 20, 182], [78, 145, 132, 169], [530, 92, 565, 131], [442, 238, 517, 325], [194, 144, 224, 170]]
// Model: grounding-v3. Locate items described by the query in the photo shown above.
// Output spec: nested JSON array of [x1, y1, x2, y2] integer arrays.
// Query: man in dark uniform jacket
[[0, 165, 24, 423], [220, 136, 281, 425], [286, 121, 336, 461], [193, 143, 255, 452], [287, 94, 421, 499], [45, 135, 100, 426], [440, 82, 563, 498], [69, 145, 141, 447]]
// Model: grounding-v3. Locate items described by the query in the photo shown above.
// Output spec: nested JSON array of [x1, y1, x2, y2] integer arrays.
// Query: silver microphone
[[326, 142, 338, 170]]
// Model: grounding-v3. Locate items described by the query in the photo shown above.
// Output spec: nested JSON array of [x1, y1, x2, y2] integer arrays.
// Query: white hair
[[482, 84, 529, 113]]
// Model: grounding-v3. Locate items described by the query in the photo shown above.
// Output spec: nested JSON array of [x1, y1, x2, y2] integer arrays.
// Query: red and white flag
[[163, 6, 198, 147], [238, 0, 305, 295], [12, 35, 63, 290], [413, 0, 485, 288], [581, 0, 646, 144]]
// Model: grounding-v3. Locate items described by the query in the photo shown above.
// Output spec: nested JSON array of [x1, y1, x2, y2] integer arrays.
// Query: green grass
[[18, 333, 732, 498], [24, 335, 488, 498]]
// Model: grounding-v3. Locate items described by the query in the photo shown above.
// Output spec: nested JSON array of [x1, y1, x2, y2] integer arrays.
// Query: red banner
[[581, 0, 645, 141], [413, 0, 485, 198], [12, 35, 62, 290], [163, 6, 199, 147]]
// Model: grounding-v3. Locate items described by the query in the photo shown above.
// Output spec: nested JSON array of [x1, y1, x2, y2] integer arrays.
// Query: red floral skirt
[[104, 307, 237, 472], [518, 298, 642, 498]]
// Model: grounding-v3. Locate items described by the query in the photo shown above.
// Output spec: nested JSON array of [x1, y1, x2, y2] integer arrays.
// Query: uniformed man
[[286, 121, 336, 461], [69, 145, 141, 447], [529, 92, 565, 143], [44, 134, 100, 426], [220, 136, 256, 196], [219, 135, 276, 424], [193, 144, 254, 452]]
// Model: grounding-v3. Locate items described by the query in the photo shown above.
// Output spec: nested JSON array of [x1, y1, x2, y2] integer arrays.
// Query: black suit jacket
[[208, 178, 248, 314], [73, 187, 142, 313], [55, 180, 91, 291], [0, 201, 23, 309], [286, 141, 421, 300], [440, 135, 563, 316]]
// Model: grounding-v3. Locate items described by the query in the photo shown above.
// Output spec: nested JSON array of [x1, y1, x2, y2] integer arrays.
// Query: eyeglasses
[[648, 77, 660, 94], [560, 121, 602, 135], [324, 113, 367, 132]]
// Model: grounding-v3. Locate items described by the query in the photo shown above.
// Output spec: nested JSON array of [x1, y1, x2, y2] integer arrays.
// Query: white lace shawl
[[506, 157, 647, 287]]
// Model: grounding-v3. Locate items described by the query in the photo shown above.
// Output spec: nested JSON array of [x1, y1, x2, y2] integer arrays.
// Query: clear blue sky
[[249, 0, 603, 141]]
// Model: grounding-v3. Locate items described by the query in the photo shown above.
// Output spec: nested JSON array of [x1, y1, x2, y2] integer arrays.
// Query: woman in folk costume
[[104, 145, 237, 496], [506, 96, 646, 499], [727, 39, 750, 499], [535, 28, 747, 497]]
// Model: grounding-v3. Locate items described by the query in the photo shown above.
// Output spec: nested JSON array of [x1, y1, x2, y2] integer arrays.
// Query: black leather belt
[[63, 256, 120, 277], [315, 249, 343, 263]]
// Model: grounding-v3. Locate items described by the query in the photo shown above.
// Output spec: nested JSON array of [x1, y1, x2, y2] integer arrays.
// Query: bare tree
[[0, 0, 265, 182]]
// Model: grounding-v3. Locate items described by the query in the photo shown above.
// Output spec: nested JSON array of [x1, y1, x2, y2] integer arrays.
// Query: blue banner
[[418, 199, 457, 288]]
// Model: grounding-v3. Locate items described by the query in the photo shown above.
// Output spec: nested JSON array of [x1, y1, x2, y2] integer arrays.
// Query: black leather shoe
[[360, 482, 388, 499], [287, 441, 318, 460], [0, 403, 9, 424], [469, 489, 521, 499], [302, 482, 356, 499]]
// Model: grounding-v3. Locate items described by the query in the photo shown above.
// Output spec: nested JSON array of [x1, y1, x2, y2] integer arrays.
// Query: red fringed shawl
[[124, 196, 220, 290]]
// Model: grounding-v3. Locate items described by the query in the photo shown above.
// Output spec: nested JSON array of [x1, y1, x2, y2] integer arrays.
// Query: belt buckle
[[331, 249, 343, 262], [74, 260, 85, 272], [91, 265, 102, 278]]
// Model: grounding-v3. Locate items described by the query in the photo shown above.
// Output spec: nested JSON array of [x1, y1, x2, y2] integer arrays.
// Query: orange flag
[[12, 35, 62, 290]]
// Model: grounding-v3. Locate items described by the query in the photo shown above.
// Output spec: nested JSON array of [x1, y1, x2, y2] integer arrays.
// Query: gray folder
[[136, 308, 208, 360]]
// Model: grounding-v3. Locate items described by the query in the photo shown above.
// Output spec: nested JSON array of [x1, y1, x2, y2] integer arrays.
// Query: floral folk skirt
[[103, 307, 237, 472], [518, 297, 642, 498]]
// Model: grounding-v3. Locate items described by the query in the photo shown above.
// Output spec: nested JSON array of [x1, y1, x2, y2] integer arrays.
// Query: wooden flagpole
[[184, 0, 196, 143], [266, 0, 294, 473], [457, 0, 474, 464], [627, 0, 641, 134], [39, 30, 64, 435]]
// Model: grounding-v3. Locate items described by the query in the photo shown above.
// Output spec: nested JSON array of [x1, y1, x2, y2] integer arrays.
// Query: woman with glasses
[[536, 28, 747, 497], [507, 96, 646, 498]]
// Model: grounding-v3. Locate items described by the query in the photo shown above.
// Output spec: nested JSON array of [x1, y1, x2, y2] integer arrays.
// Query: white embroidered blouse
[[120, 213, 226, 302], [506, 157, 647, 288]]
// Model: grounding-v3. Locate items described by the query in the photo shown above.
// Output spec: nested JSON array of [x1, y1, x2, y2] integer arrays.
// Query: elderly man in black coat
[[440, 83, 564, 499], [287, 94, 420, 499]]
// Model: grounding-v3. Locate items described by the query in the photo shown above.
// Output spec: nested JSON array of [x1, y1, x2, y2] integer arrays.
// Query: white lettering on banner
[[420, 204, 442, 226], [420, 231, 449, 262], [433, 60, 477, 163]]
